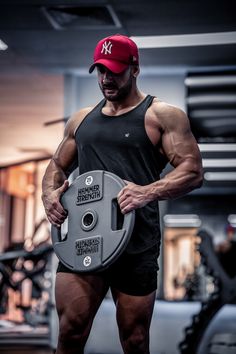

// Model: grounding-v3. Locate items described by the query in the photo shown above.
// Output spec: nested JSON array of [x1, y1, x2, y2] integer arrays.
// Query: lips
[[103, 85, 117, 90]]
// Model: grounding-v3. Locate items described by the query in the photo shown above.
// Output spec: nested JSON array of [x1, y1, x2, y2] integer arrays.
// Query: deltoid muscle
[[178, 229, 236, 354]]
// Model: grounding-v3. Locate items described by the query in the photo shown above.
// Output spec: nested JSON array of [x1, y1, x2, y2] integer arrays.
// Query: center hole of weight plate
[[83, 212, 94, 227], [81, 210, 98, 231]]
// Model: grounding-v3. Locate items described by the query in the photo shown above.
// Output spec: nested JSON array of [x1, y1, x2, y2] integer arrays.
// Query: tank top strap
[[137, 94, 155, 114]]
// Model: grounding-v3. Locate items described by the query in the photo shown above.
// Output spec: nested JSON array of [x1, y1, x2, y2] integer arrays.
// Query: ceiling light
[[131, 31, 236, 48], [199, 144, 236, 152], [202, 159, 236, 168], [204, 172, 236, 181], [0, 39, 8, 51], [163, 214, 201, 228]]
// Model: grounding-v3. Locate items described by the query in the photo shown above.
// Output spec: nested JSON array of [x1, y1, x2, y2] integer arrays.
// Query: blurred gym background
[[0, 1, 236, 353]]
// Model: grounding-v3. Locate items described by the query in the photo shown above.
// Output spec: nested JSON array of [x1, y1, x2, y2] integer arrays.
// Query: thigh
[[55, 272, 109, 324], [113, 290, 156, 335]]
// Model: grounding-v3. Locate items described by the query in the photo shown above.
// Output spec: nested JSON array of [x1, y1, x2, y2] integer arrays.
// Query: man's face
[[97, 65, 133, 102]]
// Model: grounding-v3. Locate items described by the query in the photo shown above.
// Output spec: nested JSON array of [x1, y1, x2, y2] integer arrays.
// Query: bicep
[[161, 109, 201, 168], [52, 118, 78, 173], [53, 135, 78, 172], [50, 106, 93, 174]]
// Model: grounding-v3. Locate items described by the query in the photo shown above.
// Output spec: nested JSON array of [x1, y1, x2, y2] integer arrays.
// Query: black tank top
[[75, 95, 168, 253]]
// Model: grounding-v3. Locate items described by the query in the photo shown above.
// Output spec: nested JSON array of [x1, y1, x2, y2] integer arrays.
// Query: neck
[[106, 89, 145, 112], [102, 89, 147, 117]]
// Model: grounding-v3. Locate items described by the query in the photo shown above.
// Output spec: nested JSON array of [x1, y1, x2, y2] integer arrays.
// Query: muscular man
[[42, 34, 203, 354]]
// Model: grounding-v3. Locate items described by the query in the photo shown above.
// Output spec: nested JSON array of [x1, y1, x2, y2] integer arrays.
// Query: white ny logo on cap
[[101, 41, 113, 55]]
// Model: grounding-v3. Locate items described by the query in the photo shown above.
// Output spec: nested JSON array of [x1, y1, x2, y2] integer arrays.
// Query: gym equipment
[[0, 244, 53, 313], [179, 229, 236, 354], [0, 242, 55, 348], [51, 170, 135, 272]]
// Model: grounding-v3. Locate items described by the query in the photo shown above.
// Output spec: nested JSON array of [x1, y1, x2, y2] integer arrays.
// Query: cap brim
[[89, 59, 128, 74]]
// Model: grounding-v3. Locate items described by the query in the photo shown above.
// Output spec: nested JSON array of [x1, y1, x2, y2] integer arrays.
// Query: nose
[[102, 70, 113, 83]]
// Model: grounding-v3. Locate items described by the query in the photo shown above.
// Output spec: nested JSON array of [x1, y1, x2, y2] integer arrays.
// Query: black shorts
[[57, 244, 160, 296]]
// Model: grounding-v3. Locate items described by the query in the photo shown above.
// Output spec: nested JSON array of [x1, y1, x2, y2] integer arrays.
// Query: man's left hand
[[117, 181, 151, 214]]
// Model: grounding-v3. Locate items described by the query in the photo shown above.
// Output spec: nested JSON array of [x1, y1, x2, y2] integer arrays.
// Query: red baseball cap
[[89, 34, 139, 74]]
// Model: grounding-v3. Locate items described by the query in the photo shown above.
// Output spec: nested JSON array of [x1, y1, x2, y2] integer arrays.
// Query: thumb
[[58, 180, 69, 194]]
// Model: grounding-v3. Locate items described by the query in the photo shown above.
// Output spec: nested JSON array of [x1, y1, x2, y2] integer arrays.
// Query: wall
[[64, 70, 186, 115]]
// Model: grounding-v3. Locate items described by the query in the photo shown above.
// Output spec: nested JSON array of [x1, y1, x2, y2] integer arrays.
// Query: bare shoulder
[[151, 98, 190, 131], [64, 106, 94, 137]]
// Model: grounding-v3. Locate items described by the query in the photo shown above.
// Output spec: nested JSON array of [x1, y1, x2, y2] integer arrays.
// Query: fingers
[[117, 184, 135, 214], [46, 197, 68, 228], [43, 180, 69, 228], [117, 182, 149, 214], [52, 204, 67, 220], [48, 215, 63, 229], [117, 180, 133, 199], [119, 197, 133, 214], [47, 203, 68, 228], [53, 199, 67, 216], [49, 180, 69, 226]]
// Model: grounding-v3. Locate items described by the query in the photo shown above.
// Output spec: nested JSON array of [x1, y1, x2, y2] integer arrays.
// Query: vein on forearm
[[148, 158, 202, 201], [42, 158, 67, 195]]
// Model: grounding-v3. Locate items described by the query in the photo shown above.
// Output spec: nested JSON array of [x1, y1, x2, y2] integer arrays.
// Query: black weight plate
[[51, 170, 135, 272]]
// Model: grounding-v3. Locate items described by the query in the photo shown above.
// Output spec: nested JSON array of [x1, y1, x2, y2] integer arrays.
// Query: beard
[[99, 75, 133, 102]]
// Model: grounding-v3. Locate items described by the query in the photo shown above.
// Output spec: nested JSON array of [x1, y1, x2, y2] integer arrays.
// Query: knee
[[121, 326, 149, 353], [58, 313, 90, 350]]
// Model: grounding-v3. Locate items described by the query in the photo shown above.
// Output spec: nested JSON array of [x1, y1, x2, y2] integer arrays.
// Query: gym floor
[[0, 348, 54, 354]]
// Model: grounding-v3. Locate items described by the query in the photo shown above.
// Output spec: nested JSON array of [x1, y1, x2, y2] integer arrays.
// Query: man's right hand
[[42, 180, 69, 228]]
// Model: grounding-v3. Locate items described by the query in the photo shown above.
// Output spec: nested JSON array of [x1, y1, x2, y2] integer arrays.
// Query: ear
[[132, 65, 140, 78]]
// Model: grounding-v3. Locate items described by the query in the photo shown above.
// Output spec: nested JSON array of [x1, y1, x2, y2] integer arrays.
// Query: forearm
[[118, 160, 203, 214], [41, 158, 69, 226], [42, 158, 67, 197], [147, 160, 203, 201]]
